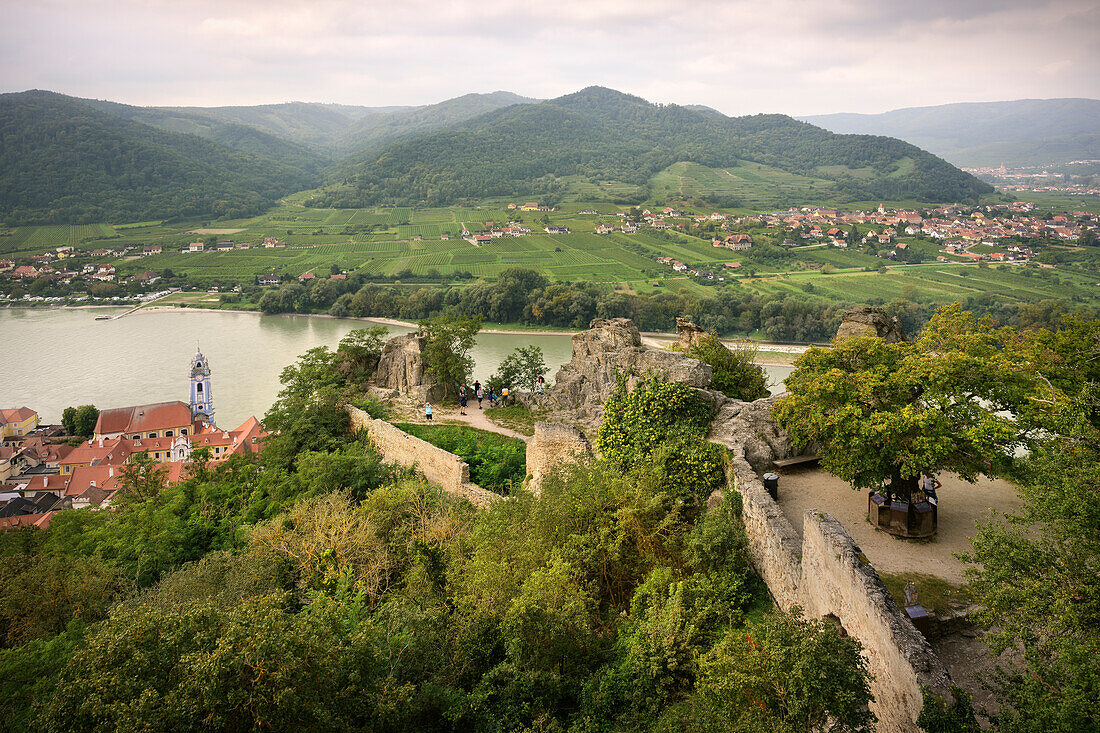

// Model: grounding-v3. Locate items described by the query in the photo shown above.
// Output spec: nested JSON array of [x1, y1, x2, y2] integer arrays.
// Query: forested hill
[[80, 98, 328, 175], [801, 98, 1100, 167], [0, 91, 323, 224], [334, 91, 538, 157], [320, 87, 991, 208]]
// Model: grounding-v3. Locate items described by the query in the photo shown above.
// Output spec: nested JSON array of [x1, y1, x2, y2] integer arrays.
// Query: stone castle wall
[[526, 422, 593, 495], [726, 452, 803, 609], [726, 453, 951, 732], [800, 509, 951, 730], [346, 406, 500, 507]]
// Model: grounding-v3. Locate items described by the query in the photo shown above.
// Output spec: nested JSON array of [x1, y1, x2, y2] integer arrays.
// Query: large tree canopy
[[773, 305, 1038, 498]]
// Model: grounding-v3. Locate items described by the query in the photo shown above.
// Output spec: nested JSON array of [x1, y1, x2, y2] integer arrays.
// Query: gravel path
[[434, 403, 529, 441], [775, 469, 1023, 584]]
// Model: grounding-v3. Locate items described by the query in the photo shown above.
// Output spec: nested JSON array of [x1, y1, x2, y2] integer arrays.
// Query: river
[[0, 308, 793, 427]]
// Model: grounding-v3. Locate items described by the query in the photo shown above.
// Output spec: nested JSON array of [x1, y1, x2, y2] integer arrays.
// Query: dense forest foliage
[[251, 266, 1089, 342], [0, 92, 322, 224], [319, 87, 991, 207], [0, 330, 882, 731]]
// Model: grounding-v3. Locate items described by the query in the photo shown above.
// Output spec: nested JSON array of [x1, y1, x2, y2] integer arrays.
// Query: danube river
[[0, 308, 792, 428]]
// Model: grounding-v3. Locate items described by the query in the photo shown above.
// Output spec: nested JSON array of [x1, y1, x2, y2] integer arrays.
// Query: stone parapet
[[346, 406, 500, 507]]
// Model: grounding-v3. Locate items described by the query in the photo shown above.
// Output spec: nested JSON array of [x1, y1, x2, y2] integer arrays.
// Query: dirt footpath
[[775, 469, 1023, 584]]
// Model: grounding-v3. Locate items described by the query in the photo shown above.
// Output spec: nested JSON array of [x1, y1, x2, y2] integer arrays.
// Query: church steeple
[[189, 347, 215, 424]]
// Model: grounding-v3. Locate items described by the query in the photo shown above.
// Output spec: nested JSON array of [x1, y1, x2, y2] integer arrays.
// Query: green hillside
[[334, 91, 538, 157], [81, 98, 329, 173], [320, 87, 990, 208], [802, 98, 1100, 167], [165, 101, 387, 150], [0, 91, 322, 225]]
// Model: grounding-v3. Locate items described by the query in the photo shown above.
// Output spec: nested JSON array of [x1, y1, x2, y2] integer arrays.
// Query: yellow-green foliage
[[597, 376, 725, 506]]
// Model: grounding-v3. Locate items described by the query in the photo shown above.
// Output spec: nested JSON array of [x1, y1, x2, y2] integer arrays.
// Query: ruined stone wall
[[346, 406, 500, 507], [800, 510, 952, 731], [726, 453, 803, 609], [526, 422, 593, 495], [726, 452, 952, 732]]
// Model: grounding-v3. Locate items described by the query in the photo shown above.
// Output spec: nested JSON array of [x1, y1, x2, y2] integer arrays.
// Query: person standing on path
[[425, 402, 433, 422], [476, 385, 484, 409], [537, 374, 545, 393], [459, 389, 468, 415]]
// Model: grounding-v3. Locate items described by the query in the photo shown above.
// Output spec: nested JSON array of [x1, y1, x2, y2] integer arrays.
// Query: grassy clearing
[[879, 572, 969, 617], [394, 423, 527, 494], [485, 404, 545, 436]]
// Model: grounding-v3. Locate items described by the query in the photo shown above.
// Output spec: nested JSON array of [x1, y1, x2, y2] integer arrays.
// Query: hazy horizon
[[2, 0, 1097, 117], [4, 86, 1100, 121]]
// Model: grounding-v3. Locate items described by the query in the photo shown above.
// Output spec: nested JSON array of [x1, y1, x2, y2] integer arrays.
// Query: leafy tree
[[117, 451, 169, 503], [488, 345, 547, 392], [596, 376, 723, 508], [960, 320, 1100, 731], [774, 305, 1035, 501], [917, 686, 980, 732], [261, 346, 350, 469], [686, 332, 769, 401], [333, 326, 388, 383], [419, 313, 481, 399], [696, 610, 874, 732]]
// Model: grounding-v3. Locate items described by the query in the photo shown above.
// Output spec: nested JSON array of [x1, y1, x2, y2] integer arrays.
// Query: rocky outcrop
[[708, 395, 794, 471], [526, 422, 593, 495], [548, 318, 712, 424], [835, 306, 907, 343], [676, 317, 709, 352], [370, 332, 445, 403]]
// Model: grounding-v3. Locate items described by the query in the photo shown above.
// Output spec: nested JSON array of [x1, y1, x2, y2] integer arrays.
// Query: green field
[[2, 190, 1097, 312]]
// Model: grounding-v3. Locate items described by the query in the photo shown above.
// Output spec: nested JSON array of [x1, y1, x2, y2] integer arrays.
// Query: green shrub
[[687, 332, 769, 401], [596, 376, 713, 471], [597, 376, 723, 509]]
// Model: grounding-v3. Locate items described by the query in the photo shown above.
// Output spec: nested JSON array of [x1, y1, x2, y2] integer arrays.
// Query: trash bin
[[763, 472, 779, 500]]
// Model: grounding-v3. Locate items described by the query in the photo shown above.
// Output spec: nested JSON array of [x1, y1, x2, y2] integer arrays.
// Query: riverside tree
[[420, 313, 481, 399], [61, 405, 99, 437], [488, 345, 547, 392], [773, 305, 1036, 504]]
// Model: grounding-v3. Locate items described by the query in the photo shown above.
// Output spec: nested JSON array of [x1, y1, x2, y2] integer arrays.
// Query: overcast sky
[[2, 0, 1097, 115]]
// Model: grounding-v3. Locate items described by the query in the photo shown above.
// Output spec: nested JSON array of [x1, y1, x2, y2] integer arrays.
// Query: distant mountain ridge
[[0, 91, 322, 224], [801, 98, 1100, 167], [0, 86, 991, 224], [320, 86, 990, 207]]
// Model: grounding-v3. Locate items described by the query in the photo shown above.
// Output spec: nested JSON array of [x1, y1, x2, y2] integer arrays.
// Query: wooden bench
[[772, 454, 820, 471]]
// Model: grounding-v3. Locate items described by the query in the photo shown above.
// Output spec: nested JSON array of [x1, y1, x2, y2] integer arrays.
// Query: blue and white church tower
[[189, 347, 215, 425]]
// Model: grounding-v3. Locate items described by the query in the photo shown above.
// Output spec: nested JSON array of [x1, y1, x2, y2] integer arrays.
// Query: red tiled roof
[[65, 466, 122, 497], [94, 402, 193, 436], [1, 407, 37, 424], [61, 437, 124, 468]]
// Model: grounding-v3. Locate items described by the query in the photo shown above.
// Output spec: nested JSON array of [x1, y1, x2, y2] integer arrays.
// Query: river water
[[0, 308, 792, 427]]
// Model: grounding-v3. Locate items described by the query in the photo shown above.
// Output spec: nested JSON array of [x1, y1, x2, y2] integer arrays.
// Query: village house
[[259, 274, 280, 286], [188, 242, 204, 253]]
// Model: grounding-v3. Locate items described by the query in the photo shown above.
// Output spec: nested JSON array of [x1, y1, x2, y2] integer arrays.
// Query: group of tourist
[[424, 374, 546, 421]]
